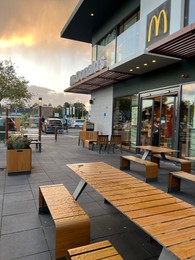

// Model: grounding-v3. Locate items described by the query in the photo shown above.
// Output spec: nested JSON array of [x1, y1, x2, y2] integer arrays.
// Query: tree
[[73, 102, 88, 118], [0, 60, 32, 107], [53, 105, 63, 118]]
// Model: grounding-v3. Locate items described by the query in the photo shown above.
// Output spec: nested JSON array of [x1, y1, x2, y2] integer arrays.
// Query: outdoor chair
[[92, 135, 109, 153], [108, 134, 122, 153]]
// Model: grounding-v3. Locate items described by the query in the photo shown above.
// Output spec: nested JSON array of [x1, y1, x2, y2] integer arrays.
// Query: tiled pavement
[[0, 130, 194, 260]]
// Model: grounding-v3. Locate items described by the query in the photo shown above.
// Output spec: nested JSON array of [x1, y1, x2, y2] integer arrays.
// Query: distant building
[[42, 106, 53, 119]]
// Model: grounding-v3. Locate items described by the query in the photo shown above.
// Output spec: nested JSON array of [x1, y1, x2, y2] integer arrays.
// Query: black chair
[[108, 134, 122, 153], [92, 135, 109, 154]]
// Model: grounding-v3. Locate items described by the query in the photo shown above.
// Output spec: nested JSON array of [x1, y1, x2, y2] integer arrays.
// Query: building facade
[[61, 0, 195, 157]]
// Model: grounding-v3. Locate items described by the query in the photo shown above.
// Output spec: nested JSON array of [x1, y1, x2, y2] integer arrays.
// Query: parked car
[[0, 117, 17, 140], [42, 118, 63, 134], [0, 117, 17, 131], [70, 119, 85, 129]]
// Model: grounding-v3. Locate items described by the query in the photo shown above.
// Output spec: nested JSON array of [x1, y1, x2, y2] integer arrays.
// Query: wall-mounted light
[[181, 73, 189, 78]]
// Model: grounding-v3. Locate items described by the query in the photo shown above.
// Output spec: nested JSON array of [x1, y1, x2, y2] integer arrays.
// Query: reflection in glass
[[113, 95, 138, 150]]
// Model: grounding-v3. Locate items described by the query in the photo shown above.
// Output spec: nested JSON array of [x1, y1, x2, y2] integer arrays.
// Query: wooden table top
[[67, 162, 195, 260], [185, 157, 195, 161], [136, 145, 179, 154]]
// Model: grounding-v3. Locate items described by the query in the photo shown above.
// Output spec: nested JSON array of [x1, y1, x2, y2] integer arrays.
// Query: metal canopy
[[64, 68, 133, 94], [148, 23, 195, 58], [60, 0, 130, 43]]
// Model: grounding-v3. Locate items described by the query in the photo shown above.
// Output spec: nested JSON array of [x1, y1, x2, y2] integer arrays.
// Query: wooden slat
[[67, 240, 123, 260], [126, 202, 192, 219], [105, 189, 164, 201], [144, 216, 195, 235], [113, 196, 179, 208], [135, 208, 195, 227], [168, 240, 195, 260], [155, 226, 195, 247]]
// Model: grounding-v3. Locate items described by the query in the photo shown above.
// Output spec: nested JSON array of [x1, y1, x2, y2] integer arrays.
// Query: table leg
[[160, 153, 167, 160], [73, 179, 87, 200], [159, 247, 177, 260], [142, 150, 150, 160]]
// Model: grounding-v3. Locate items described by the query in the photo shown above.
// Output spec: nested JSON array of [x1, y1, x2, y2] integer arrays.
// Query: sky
[[0, 0, 91, 94]]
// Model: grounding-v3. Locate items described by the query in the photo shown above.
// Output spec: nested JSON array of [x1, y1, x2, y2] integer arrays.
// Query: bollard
[[55, 127, 58, 141]]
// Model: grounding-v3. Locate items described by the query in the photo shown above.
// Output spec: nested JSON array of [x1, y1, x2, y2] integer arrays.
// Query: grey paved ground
[[0, 129, 194, 260]]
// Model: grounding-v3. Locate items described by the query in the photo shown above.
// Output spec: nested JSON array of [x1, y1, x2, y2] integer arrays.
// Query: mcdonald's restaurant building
[[61, 0, 195, 158]]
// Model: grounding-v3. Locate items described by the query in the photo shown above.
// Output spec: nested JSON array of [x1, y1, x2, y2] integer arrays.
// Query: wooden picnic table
[[136, 145, 179, 160], [67, 162, 195, 260]]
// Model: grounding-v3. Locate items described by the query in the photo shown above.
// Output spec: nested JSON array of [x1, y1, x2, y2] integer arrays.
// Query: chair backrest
[[98, 135, 109, 145], [110, 135, 122, 145], [86, 131, 99, 141]]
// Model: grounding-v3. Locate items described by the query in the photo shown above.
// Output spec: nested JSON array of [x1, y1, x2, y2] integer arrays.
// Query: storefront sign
[[146, 0, 170, 47], [70, 57, 107, 86]]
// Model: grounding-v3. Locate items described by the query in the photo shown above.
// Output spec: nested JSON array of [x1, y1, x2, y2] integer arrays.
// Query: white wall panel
[[90, 86, 113, 137]]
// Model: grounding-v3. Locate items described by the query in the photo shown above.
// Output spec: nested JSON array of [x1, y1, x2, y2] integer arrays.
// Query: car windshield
[[0, 118, 4, 126], [49, 120, 61, 125]]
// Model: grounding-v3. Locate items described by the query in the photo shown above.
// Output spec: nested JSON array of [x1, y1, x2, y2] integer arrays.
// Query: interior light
[[129, 69, 133, 72], [136, 66, 140, 69], [91, 13, 94, 16], [152, 60, 156, 63], [144, 63, 147, 66]]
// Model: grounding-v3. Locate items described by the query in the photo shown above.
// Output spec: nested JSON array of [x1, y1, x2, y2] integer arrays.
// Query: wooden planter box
[[7, 148, 32, 174]]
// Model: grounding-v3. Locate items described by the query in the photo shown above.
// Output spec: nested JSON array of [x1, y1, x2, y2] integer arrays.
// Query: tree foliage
[[0, 60, 32, 107], [73, 102, 88, 118]]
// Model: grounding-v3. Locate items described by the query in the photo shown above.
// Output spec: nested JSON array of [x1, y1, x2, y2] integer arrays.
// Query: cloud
[[0, 0, 91, 93]]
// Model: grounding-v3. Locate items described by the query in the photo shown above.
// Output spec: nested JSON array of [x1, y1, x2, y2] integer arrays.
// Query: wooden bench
[[168, 171, 195, 193], [120, 155, 158, 182], [152, 154, 191, 173], [66, 240, 122, 259], [30, 140, 41, 152], [39, 184, 90, 260]]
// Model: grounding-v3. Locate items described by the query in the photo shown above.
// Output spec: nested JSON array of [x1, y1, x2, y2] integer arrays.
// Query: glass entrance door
[[140, 94, 178, 148]]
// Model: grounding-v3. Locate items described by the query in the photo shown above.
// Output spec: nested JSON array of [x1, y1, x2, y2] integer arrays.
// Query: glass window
[[113, 95, 138, 150], [181, 83, 195, 157], [119, 11, 140, 35], [184, 0, 195, 25], [96, 29, 116, 66]]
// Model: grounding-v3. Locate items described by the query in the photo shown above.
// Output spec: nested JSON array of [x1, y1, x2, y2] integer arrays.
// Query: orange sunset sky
[[0, 0, 91, 93]]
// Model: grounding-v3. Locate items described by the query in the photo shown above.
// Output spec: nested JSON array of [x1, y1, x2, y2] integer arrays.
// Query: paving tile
[[27, 172, 51, 184], [15, 251, 52, 260], [4, 190, 33, 204], [91, 213, 139, 238], [4, 184, 31, 193], [3, 199, 37, 216], [1, 213, 41, 234], [5, 175, 29, 186], [0, 229, 48, 260], [43, 225, 55, 250]]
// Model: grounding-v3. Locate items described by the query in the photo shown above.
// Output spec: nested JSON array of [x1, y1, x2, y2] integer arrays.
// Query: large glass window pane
[[181, 83, 195, 157], [97, 39, 116, 66], [113, 95, 138, 150], [185, 0, 195, 25], [116, 21, 140, 63]]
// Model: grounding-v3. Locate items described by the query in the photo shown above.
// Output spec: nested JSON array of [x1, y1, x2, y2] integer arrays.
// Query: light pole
[[5, 105, 10, 141], [38, 97, 42, 143]]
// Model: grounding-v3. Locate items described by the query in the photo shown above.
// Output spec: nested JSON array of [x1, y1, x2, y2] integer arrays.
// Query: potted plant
[[6, 133, 32, 175]]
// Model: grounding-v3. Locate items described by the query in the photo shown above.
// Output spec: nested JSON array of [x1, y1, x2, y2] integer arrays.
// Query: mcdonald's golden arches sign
[[146, 0, 170, 47]]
